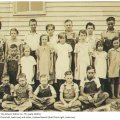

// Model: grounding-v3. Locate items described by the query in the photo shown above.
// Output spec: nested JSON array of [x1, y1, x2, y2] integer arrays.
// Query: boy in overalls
[[32, 74, 56, 110], [1, 74, 14, 110], [79, 65, 109, 108], [54, 71, 81, 111]]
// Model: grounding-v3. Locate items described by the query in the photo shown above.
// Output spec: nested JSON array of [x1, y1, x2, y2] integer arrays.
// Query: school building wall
[[0, 1, 120, 40]]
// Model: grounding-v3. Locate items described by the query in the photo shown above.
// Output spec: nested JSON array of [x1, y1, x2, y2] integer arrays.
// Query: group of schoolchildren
[[0, 16, 119, 111]]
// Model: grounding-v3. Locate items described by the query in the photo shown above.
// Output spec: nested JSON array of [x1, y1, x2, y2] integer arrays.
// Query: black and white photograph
[[0, 1, 120, 113]]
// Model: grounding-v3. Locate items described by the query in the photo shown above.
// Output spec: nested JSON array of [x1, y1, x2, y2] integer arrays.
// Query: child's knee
[[54, 102, 59, 109], [49, 98, 55, 104], [103, 92, 109, 99], [1, 101, 7, 108], [79, 96, 84, 101]]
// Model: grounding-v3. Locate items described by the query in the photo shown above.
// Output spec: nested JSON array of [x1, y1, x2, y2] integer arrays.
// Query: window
[[14, 1, 46, 16]]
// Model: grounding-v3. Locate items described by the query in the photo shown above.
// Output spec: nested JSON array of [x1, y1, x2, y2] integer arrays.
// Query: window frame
[[13, 1, 46, 16]]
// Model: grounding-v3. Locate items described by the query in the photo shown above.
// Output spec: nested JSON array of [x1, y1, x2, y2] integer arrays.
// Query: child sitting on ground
[[32, 74, 56, 110], [54, 71, 81, 111]]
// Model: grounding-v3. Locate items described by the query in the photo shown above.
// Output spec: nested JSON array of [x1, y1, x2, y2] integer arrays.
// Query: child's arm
[[36, 49, 40, 77], [5, 42, 8, 59], [49, 50, 53, 74], [68, 52, 72, 70], [74, 53, 78, 70], [28, 85, 33, 98], [17, 64, 21, 80], [80, 86, 93, 102], [69, 91, 79, 107], [33, 65, 35, 77], [3, 60, 7, 74], [60, 92, 68, 107]]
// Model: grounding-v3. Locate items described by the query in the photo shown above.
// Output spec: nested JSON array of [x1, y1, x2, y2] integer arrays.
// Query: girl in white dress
[[93, 40, 107, 91], [19, 46, 36, 89], [55, 32, 72, 99], [74, 30, 91, 84]]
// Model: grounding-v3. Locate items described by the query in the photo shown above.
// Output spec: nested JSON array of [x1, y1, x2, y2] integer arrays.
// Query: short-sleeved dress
[[37, 45, 54, 80], [20, 56, 36, 85], [74, 42, 90, 81], [55, 43, 72, 80], [94, 51, 107, 79], [108, 47, 120, 78]]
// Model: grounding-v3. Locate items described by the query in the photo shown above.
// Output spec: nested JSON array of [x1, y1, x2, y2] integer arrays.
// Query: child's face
[[2, 77, 9, 85], [87, 25, 94, 35], [64, 21, 73, 31], [87, 69, 95, 80], [47, 26, 54, 36], [59, 36, 66, 44], [41, 36, 48, 45], [11, 30, 17, 39], [79, 33, 87, 41], [10, 48, 17, 55], [40, 76, 48, 86], [18, 77, 27, 86], [65, 74, 73, 84], [107, 20, 115, 30], [113, 39, 120, 49], [24, 49, 30, 56], [29, 21, 37, 31], [97, 45, 103, 52]]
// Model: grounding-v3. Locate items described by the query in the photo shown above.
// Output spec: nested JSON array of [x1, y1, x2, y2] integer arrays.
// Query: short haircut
[[29, 19, 37, 26], [10, 28, 19, 35], [10, 44, 17, 49], [79, 30, 87, 36], [64, 71, 73, 76], [18, 73, 26, 80], [58, 32, 66, 39], [2, 74, 9, 80], [46, 24, 55, 31], [96, 40, 104, 50], [40, 74, 48, 79], [86, 65, 95, 71], [64, 19, 73, 24], [106, 17, 115, 22], [39, 34, 49, 45], [112, 37, 120, 44], [86, 22, 95, 30]]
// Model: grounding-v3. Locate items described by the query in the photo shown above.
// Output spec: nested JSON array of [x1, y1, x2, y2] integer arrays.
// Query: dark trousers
[[8, 71, 18, 85], [30, 51, 39, 89], [55, 79, 65, 101], [73, 79, 81, 86], [99, 78, 109, 92]]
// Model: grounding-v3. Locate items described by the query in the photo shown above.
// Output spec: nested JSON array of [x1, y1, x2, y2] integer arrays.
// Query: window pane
[[31, 2, 43, 11], [17, 2, 29, 12]]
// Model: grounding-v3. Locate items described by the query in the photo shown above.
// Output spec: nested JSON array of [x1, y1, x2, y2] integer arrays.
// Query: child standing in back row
[[108, 37, 120, 98], [74, 30, 91, 85]]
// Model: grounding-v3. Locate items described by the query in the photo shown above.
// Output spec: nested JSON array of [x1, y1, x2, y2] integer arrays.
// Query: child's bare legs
[[116, 77, 120, 98], [110, 78, 116, 99]]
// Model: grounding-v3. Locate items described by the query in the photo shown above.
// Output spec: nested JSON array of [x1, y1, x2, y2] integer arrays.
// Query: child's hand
[[75, 67, 78, 71], [68, 101, 73, 107], [16, 75, 19, 81], [49, 68, 53, 75], [88, 96, 93, 103], [93, 94, 98, 102], [64, 103, 69, 108], [15, 100, 21, 105]]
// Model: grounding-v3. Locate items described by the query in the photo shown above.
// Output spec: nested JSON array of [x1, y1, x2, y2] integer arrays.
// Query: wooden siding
[[0, 1, 120, 39]]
